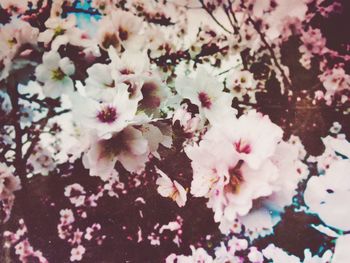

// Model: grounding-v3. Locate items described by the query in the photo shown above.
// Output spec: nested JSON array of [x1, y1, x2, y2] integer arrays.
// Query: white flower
[[226, 70, 255, 99], [232, 140, 308, 237], [303, 249, 332, 263], [214, 236, 248, 262], [166, 246, 213, 263], [84, 63, 115, 101], [70, 245, 86, 262], [0, 19, 39, 80], [85, 48, 153, 105], [175, 68, 236, 124], [248, 247, 264, 263], [0, 0, 29, 14], [64, 184, 85, 207], [262, 140, 308, 213], [172, 104, 202, 136], [145, 26, 173, 57], [227, 34, 247, 55], [35, 51, 75, 98], [322, 135, 350, 160], [235, 140, 306, 237], [97, 10, 143, 51], [156, 168, 187, 207], [225, 111, 283, 169], [186, 110, 305, 235], [59, 209, 75, 225], [82, 126, 150, 176], [27, 145, 55, 176], [38, 15, 91, 50], [108, 48, 149, 80], [304, 159, 350, 231], [0, 90, 12, 114], [308, 136, 348, 173], [190, 246, 213, 263], [72, 83, 139, 139], [0, 163, 21, 200], [263, 244, 332, 263], [319, 67, 350, 103], [222, 159, 279, 221], [262, 244, 300, 263], [0, 19, 38, 58]]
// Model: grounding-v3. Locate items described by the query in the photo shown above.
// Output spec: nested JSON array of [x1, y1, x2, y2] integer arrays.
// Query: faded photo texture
[[0, 0, 349, 262]]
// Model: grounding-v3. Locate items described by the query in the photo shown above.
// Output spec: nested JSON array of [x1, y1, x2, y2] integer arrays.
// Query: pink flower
[[175, 68, 236, 124], [82, 125, 150, 176], [72, 83, 139, 140], [59, 209, 75, 225], [70, 245, 86, 262], [0, 163, 21, 200], [156, 168, 187, 207], [64, 184, 86, 207]]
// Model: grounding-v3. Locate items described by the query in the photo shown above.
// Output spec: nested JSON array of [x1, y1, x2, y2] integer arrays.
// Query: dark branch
[[199, 0, 233, 34], [247, 16, 293, 93]]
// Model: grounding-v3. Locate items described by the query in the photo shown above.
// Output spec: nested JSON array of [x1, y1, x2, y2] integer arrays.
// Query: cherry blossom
[[70, 245, 86, 262], [72, 83, 139, 139], [175, 68, 236, 124], [0, 19, 39, 80], [186, 110, 309, 235], [156, 168, 187, 207], [35, 51, 75, 98], [226, 70, 256, 100], [166, 246, 213, 263], [304, 159, 350, 231], [97, 9, 143, 51], [82, 125, 151, 176], [0, 163, 21, 200], [38, 15, 91, 51]]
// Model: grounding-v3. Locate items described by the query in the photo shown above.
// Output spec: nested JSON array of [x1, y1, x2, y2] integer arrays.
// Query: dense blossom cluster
[[0, 0, 349, 262], [186, 111, 308, 235]]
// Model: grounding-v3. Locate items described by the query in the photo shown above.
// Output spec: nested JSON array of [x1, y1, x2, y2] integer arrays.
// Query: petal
[[59, 57, 75, 76], [42, 51, 60, 68], [35, 64, 50, 82]]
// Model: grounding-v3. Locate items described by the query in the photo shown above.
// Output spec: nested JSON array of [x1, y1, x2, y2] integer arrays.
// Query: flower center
[[51, 68, 66, 81], [118, 27, 129, 41], [7, 38, 17, 48], [233, 85, 241, 93], [225, 160, 244, 193], [119, 68, 134, 75], [170, 189, 179, 201], [102, 33, 119, 49], [234, 139, 251, 154], [198, 92, 212, 109], [97, 105, 118, 124], [54, 26, 65, 37]]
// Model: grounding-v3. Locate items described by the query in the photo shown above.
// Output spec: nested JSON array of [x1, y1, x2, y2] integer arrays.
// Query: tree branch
[[7, 76, 27, 189], [199, 0, 233, 34], [247, 16, 293, 93], [23, 108, 70, 161]]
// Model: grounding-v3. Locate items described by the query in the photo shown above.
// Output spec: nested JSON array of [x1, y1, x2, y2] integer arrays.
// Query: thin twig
[[199, 0, 233, 34], [7, 76, 28, 189], [223, 4, 239, 34], [247, 16, 293, 93], [23, 108, 70, 161]]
